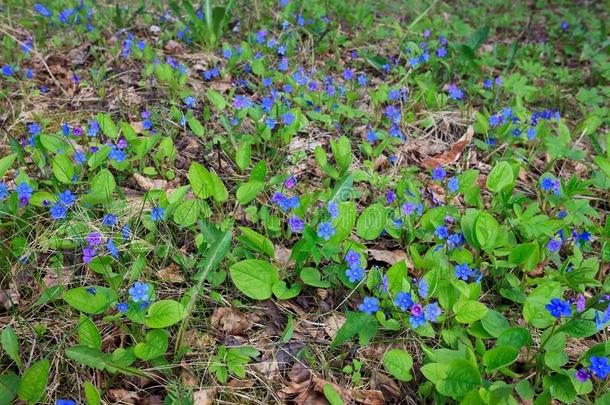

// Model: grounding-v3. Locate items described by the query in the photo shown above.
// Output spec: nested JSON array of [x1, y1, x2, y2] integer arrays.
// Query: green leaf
[[145, 300, 186, 328], [0, 153, 17, 178], [546, 374, 576, 404], [331, 312, 378, 349], [238, 227, 274, 257], [383, 349, 414, 381], [272, 280, 301, 300], [323, 383, 344, 405], [480, 310, 510, 337], [97, 113, 118, 139], [17, 359, 49, 403], [78, 314, 102, 350], [52, 154, 75, 184], [189, 162, 213, 199], [486, 161, 514, 192], [474, 212, 499, 251], [594, 156, 610, 180], [356, 203, 386, 240], [497, 327, 532, 349], [236, 181, 265, 204], [84, 169, 116, 205], [328, 173, 353, 204], [208, 170, 229, 202], [84, 382, 101, 405], [134, 330, 169, 360], [207, 89, 227, 110], [508, 242, 540, 272], [436, 359, 481, 398], [559, 319, 598, 338], [0, 372, 19, 405], [87, 146, 111, 169], [65, 345, 145, 377], [483, 346, 519, 372], [329, 202, 357, 244], [300, 267, 330, 288], [453, 300, 488, 324], [173, 199, 200, 227], [187, 116, 205, 137], [1, 326, 22, 369], [63, 287, 117, 315], [229, 259, 279, 300], [523, 282, 563, 328]]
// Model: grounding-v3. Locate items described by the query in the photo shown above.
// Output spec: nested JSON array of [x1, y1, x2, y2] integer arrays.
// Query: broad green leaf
[[328, 173, 353, 204], [480, 310, 510, 337], [52, 154, 74, 184], [236, 180, 265, 204], [323, 384, 344, 405], [508, 242, 540, 272], [483, 346, 519, 371], [331, 311, 378, 349], [546, 374, 576, 404], [0, 372, 19, 405], [436, 359, 481, 398], [329, 202, 356, 244], [63, 287, 117, 315], [0, 153, 17, 178], [134, 330, 169, 360], [84, 169, 116, 204], [17, 359, 49, 403], [84, 382, 101, 405], [238, 227, 274, 257], [1, 326, 22, 369], [97, 113, 118, 139], [207, 89, 227, 110], [189, 162, 213, 199], [272, 280, 301, 300], [300, 267, 330, 288], [559, 319, 598, 338], [208, 170, 229, 202], [453, 300, 488, 324], [229, 259, 279, 300], [78, 314, 102, 350], [383, 349, 414, 381], [173, 199, 200, 227], [523, 282, 563, 328], [474, 212, 499, 251], [497, 327, 532, 349], [356, 203, 386, 240], [145, 300, 186, 328], [486, 161, 514, 192], [187, 116, 205, 137], [87, 146, 111, 170], [65, 345, 145, 377]]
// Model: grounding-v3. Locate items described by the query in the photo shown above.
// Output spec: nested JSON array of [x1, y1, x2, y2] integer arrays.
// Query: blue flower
[[2, 65, 13, 76], [545, 298, 571, 318], [447, 84, 463, 100], [345, 250, 361, 268], [151, 206, 165, 222], [50, 203, 68, 220], [589, 356, 610, 379], [317, 222, 335, 240], [435, 226, 449, 239], [343, 69, 353, 81], [102, 213, 117, 226], [547, 238, 561, 253], [447, 233, 465, 250], [183, 96, 197, 108], [223, 48, 233, 59], [129, 281, 150, 303], [16, 182, 34, 199], [424, 302, 441, 322], [366, 129, 377, 143], [287, 215, 304, 233], [116, 302, 129, 313], [86, 287, 96, 295], [359, 297, 379, 315], [432, 166, 446, 180], [327, 202, 339, 219], [394, 292, 413, 311], [28, 123, 41, 136], [107, 239, 118, 258], [74, 151, 86, 165], [455, 263, 473, 281], [58, 190, 76, 206], [281, 112, 295, 126], [0, 182, 8, 199], [526, 127, 537, 140], [447, 177, 459, 193], [109, 145, 126, 162], [409, 314, 426, 329], [417, 279, 429, 299], [34, 3, 52, 17], [55, 400, 75, 405], [122, 224, 131, 240], [345, 266, 365, 283], [436, 47, 447, 58]]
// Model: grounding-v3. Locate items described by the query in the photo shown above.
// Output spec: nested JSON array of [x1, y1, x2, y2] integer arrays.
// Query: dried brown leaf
[[210, 307, 252, 335], [133, 173, 168, 191], [323, 313, 346, 340], [193, 388, 217, 405], [421, 126, 474, 169], [157, 263, 184, 283]]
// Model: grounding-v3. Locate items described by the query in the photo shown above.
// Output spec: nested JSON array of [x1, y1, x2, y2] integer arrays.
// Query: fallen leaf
[[0, 287, 20, 310], [367, 249, 408, 266], [370, 371, 402, 403], [133, 173, 168, 191], [275, 245, 293, 268], [108, 388, 139, 404], [193, 388, 217, 405], [210, 307, 252, 335], [323, 313, 346, 340], [421, 126, 474, 169], [312, 377, 385, 405], [157, 263, 184, 283]]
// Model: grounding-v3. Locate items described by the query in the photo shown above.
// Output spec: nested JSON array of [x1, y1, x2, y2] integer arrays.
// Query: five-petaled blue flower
[[129, 281, 150, 303], [545, 298, 571, 319], [589, 356, 610, 379], [317, 222, 335, 240], [359, 297, 379, 315], [151, 206, 165, 222], [394, 292, 414, 311]]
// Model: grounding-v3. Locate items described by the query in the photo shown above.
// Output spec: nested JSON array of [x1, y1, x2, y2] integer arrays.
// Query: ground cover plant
[[0, 0, 609, 403]]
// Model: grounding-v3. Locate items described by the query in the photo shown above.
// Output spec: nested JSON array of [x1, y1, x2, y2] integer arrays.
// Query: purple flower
[[281, 111, 295, 126], [402, 202, 416, 215], [284, 175, 297, 189], [86, 232, 103, 246], [345, 250, 361, 268], [287, 215, 304, 233], [576, 294, 586, 312], [455, 263, 473, 281], [575, 368, 590, 382], [386, 190, 396, 205], [116, 302, 129, 313], [547, 238, 562, 253], [50, 203, 68, 220], [82, 246, 95, 263], [411, 303, 423, 316]]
